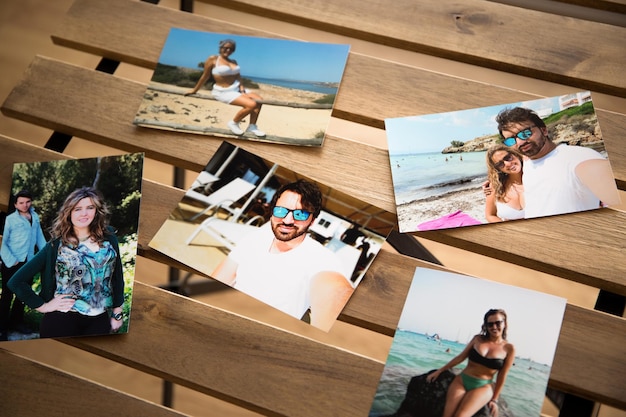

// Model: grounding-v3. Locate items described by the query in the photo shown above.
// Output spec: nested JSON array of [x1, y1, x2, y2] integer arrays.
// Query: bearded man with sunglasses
[[211, 179, 352, 331], [496, 107, 619, 219]]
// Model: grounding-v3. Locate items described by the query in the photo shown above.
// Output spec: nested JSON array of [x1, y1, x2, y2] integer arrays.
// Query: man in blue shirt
[[1, 190, 47, 340]]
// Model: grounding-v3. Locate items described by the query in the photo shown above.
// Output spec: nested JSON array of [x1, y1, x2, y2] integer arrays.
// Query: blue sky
[[156, 28, 350, 82], [397, 268, 567, 365], [385, 96, 564, 154]]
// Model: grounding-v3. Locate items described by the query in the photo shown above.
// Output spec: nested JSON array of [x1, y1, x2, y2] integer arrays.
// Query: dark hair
[[51, 186, 110, 246], [219, 39, 237, 52], [270, 179, 323, 218], [496, 107, 546, 139], [480, 308, 508, 340], [14, 189, 33, 201]]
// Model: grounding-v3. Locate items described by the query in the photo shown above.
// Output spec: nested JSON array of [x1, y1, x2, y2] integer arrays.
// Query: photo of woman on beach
[[134, 28, 351, 146], [184, 38, 266, 137], [368, 268, 567, 417], [426, 309, 515, 417], [0, 154, 142, 341], [385, 91, 618, 232]]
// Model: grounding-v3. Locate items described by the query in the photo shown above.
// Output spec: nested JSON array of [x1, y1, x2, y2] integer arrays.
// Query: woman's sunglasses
[[503, 126, 535, 147], [494, 153, 515, 171], [272, 206, 311, 221], [487, 320, 504, 328]]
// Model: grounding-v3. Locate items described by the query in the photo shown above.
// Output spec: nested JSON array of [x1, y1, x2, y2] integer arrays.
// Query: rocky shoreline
[[381, 369, 514, 417], [442, 116, 604, 154]]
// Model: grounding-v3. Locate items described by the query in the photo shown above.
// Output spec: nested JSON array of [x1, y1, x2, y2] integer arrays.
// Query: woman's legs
[[229, 94, 264, 136], [453, 384, 493, 417], [441, 375, 466, 417]]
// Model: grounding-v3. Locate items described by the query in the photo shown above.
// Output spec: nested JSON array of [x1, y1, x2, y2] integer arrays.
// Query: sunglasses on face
[[494, 153, 515, 171], [272, 206, 311, 221], [503, 126, 535, 147], [487, 320, 504, 328]]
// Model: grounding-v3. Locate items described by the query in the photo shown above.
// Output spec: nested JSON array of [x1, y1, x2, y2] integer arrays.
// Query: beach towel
[[417, 210, 482, 231]]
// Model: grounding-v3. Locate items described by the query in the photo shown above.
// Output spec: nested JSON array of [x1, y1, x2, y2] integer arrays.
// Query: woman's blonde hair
[[486, 144, 524, 201]]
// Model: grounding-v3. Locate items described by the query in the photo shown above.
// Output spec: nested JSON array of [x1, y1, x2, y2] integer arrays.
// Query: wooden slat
[[1, 133, 625, 410], [135, 178, 626, 334], [42, 0, 626, 186], [550, 305, 626, 407], [0, 349, 188, 417], [60, 280, 626, 414], [550, 0, 626, 13], [2, 0, 625, 413], [62, 281, 386, 417], [193, 0, 626, 97], [2, 58, 625, 298], [3, 55, 626, 199]]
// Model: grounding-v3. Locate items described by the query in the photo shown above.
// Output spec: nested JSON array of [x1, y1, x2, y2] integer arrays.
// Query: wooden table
[[1, 0, 624, 416]]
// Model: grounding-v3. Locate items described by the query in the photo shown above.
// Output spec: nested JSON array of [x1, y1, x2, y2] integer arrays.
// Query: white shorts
[[212, 80, 245, 104]]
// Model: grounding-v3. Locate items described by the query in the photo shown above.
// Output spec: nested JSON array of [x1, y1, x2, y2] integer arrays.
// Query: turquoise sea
[[248, 76, 338, 95], [390, 151, 488, 205], [369, 330, 550, 417]]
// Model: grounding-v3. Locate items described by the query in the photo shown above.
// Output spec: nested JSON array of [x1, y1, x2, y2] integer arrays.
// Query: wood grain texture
[[44, 0, 626, 183], [195, 0, 626, 97], [550, 305, 626, 407], [2, 54, 625, 196], [1, 136, 624, 410], [60, 281, 626, 414], [2, 0, 626, 413], [0, 349, 188, 417], [550, 0, 626, 13], [2, 57, 625, 297], [39, 0, 626, 186], [61, 282, 386, 417], [50, 0, 626, 127]]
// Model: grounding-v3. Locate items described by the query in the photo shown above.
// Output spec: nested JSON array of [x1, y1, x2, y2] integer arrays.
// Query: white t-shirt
[[523, 144, 604, 218], [229, 224, 346, 319]]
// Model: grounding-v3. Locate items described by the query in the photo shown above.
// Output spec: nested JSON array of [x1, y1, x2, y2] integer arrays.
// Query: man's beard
[[271, 221, 308, 242], [518, 132, 548, 158]]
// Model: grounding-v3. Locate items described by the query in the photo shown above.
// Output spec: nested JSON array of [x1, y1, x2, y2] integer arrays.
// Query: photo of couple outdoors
[[386, 91, 621, 232], [149, 141, 393, 332], [134, 28, 350, 147], [368, 268, 566, 417], [0, 154, 143, 342]]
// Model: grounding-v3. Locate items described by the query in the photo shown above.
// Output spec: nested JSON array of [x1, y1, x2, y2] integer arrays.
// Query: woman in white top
[[186, 38, 265, 137], [484, 144, 525, 222]]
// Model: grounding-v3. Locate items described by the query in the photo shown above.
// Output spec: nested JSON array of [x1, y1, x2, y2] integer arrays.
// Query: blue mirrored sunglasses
[[272, 206, 311, 221], [503, 126, 535, 147]]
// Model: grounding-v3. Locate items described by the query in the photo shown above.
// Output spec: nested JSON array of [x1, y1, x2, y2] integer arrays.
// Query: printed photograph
[[134, 28, 351, 146], [386, 91, 621, 232], [149, 142, 394, 331], [0, 154, 143, 342], [369, 267, 567, 417]]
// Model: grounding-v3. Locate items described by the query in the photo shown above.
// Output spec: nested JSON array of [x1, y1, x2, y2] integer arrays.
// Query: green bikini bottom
[[461, 373, 493, 391]]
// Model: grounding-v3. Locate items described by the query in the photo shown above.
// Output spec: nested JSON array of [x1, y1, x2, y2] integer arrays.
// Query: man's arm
[[576, 159, 621, 206], [309, 272, 354, 332], [211, 256, 239, 286]]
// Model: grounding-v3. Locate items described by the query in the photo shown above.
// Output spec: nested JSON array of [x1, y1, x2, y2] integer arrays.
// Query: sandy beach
[[397, 186, 487, 232], [134, 81, 333, 146]]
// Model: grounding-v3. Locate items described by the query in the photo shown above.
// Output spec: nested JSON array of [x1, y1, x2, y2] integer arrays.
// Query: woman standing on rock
[[426, 309, 515, 417]]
